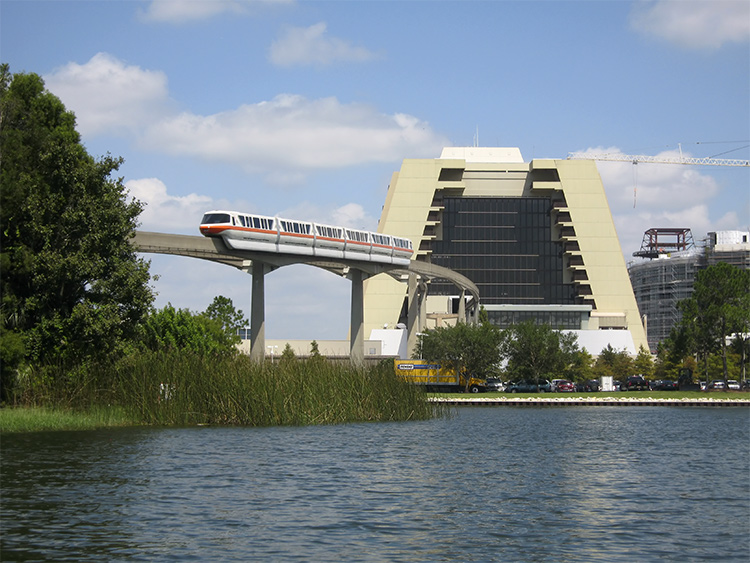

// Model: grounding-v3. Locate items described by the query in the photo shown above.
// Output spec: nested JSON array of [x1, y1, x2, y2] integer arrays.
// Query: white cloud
[[44, 53, 170, 136], [143, 94, 448, 171], [140, 0, 292, 24], [629, 0, 750, 49], [45, 54, 447, 178], [269, 22, 379, 67], [126, 177, 213, 233]]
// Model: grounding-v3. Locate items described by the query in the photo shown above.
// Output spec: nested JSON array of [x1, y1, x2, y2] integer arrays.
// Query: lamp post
[[267, 345, 278, 363], [416, 332, 426, 359]]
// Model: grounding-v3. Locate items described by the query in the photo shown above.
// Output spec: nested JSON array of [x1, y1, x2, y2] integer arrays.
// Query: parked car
[[505, 380, 552, 393], [550, 379, 566, 392], [576, 379, 600, 392], [587, 379, 601, 392], [727, 380, 740, 390], [650, 379, 678, 391], [554, 380, 575, 392], [622, 376, 649, 391], [708, 380, 726, 390], [485, 377, 505, 392]]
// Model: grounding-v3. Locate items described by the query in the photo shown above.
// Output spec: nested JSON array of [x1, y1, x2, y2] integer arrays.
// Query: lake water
[[2, 406, 749, 562]]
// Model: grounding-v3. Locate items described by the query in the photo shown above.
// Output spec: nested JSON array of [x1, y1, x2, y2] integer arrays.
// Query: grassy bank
[[1, 352, 438, 433], [0, 406, 137, 433]]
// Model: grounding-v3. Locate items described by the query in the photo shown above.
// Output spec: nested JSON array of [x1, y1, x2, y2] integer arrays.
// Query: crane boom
[[567, 151, 749, 167]]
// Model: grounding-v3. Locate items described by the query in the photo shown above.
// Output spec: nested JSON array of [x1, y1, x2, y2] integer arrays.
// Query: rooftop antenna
[[473, 126, 479, 147]]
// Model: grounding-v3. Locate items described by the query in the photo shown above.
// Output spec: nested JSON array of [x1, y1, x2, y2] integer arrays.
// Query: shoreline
[[430, 396, 750, 407]]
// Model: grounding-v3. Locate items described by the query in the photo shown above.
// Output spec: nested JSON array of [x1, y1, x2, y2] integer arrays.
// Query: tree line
[[417, 312, 655, 385], [418, 263, 750, 386]]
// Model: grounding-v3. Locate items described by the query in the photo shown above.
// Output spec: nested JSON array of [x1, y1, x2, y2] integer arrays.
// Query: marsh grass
[[113, 352, 438, 427], [3, 352, 438, 431], [114, 352, 437, 426]]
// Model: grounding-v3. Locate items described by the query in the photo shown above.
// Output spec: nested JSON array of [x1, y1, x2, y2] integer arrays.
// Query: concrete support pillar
[[458, 289, 466, 323], [250, 261, 267, 362], [406, 275, 419, 358], [406, 275, 427, 358], [350, 269, 364, 365]]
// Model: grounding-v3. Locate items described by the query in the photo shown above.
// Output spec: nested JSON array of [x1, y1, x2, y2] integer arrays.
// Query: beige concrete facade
[[363, 148, 648, 352]]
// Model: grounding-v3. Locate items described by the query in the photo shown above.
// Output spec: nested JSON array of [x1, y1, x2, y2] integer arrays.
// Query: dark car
[[505, 380, 551, 393], [650, 379, 677, 391], [622, 376, 649, 391], [586, 379, 601, 391]]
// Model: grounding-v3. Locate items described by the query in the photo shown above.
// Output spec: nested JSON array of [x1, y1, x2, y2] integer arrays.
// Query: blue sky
[[3, 0, 749, 339]]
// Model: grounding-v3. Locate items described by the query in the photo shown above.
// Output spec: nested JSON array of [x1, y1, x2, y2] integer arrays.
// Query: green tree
[[677, 263, 750, 381], [420, 320, 503, 378], [203, 295, 246, 343], [564, 348, 595, 383], [633, 346, 654, 379], [593, 344, 634, 380], [0, 66, 153, 390], [730, 333, 750, 384], [279, 343, 297, 367], [500, 321, 581, 384], [141, 305, 237, 356]]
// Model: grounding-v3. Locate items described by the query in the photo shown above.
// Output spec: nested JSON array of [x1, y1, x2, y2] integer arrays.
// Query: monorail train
[[199, 210, 413, 265]]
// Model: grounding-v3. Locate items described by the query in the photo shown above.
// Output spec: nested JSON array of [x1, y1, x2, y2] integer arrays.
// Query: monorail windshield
[[201, 213, 231, 224]]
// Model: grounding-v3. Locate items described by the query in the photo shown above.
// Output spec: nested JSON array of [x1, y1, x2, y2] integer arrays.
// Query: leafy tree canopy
[[203, 295, 246, 344], [633, 346, 655, 379], [141, 304, 238, 356], [500, 321, 581, 383], [0, 65, 153, 378], [593, 344, 634, 380], [676, 262, 750, 380], [419, 319, 503, 377]]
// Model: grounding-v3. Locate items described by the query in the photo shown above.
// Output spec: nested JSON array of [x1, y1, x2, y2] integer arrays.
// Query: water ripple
[[2, 407, 748, 562]]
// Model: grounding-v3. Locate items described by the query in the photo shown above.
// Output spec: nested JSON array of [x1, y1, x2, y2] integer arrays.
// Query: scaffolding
[[629, 255, 700, 350]]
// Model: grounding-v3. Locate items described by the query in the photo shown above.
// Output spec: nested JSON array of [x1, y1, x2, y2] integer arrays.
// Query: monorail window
[[201, 213, 230, 224]]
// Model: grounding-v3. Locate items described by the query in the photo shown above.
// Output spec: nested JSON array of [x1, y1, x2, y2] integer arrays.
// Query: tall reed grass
[[112, 352, 438, 426]]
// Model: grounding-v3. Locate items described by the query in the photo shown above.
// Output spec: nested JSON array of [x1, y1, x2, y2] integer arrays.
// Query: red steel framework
[[633, 228, 694, 259]]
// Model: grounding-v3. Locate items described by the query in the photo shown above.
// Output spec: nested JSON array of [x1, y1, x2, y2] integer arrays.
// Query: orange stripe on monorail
[[279, 231, 314, 240], [201, 225, 277, 236]]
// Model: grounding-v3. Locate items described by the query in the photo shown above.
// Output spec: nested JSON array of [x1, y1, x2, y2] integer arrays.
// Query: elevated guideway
[[133, 231, 479, 363]]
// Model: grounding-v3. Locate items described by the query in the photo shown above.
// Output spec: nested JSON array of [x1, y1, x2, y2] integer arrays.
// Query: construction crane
[[567, 143, 749, 207], [567, 144, 749, 167]]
